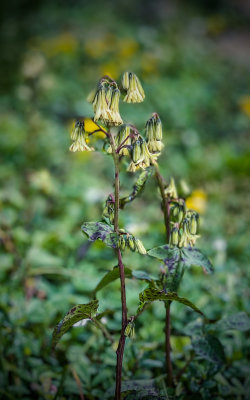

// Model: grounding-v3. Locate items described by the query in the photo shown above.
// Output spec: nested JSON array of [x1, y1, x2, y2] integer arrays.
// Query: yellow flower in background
[[239, 95, 250, 117], [84, 34, 115, 58], [117, 38, 138, 59], [39, 33, 77, 57], [84, 118, 107, 139], [100, 62, 120, 80], [186, 189, 207, 214]]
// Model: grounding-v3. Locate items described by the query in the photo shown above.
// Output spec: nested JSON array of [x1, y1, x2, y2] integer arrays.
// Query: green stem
[[155, 164, 174, 387], [109, 131, 128, 400]]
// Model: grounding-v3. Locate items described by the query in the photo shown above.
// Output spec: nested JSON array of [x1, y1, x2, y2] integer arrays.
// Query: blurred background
[[0, 0, 250, 398]]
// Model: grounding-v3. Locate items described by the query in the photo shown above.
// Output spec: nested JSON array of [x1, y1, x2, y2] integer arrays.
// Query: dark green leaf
[[213, 312, 250, 332], [81, 222, 118, 248], [192, 334, 225, 365], [94, 266, 133, 294], [137, 288, 205, 317], [181, 247, 213, 273], [94, 268, 155, 294], [148, 245, 180, 268], [164, 261, 185, 292], [52, 300, 98, 348], [132, 270, 155, 282], [120, 169, 152, 208]]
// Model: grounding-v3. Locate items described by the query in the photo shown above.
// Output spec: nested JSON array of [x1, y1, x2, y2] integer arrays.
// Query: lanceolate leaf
[[81, 222, 118, 248], [94, 267, 155, 294], [192, 334, 225, 365], [94, 266, 133, 294], [52, 300, 98, 348], [148, 245, 180, 269], [137, 288, 205, 317], [120, 169, 152, 208], [181, 247, 214, 273]]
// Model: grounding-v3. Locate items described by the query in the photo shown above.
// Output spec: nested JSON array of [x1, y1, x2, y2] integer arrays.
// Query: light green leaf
[[213, 312, 250, 332], [137, 288, 205, 317], [52, 300, 98, 348], [81, 222, 118, 248], [181, 247, 213, 273], [192, 334, 225, 365]]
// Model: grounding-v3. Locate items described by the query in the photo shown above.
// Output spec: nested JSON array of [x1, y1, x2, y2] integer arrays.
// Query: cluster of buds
[[121, 72, 145, 103], [91, 78, 123, 126], [106, 124, 157, 172], [169, 201, 200, 247], [145, 113, 164, 155], [69, 121, 94, 152], [102, 194, 115, 225], [127, 137, 153, 172], [118, 230, 147, 255]]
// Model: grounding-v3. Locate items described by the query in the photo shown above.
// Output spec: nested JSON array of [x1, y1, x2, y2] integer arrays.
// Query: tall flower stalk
[[52, 72, 213, 399]]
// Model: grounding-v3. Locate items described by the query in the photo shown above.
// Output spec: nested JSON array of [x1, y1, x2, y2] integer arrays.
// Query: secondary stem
[[109, 131, 128, 400], [154, 164, 174, 387]]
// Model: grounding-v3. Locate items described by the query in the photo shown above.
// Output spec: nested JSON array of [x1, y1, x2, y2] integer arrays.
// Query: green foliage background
[[0, 0, 249, 398]]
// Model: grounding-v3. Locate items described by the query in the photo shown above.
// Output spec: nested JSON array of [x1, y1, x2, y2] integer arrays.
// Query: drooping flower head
[[69, 120, 94, 152], [145, 113, 164, 155], [91, 77, 123, 126], [121, 72, 145, 103]]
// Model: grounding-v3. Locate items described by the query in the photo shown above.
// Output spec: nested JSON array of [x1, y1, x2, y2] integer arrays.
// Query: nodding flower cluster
[[118, 230, 147, 255], [70, 73, 164, 168], [91, 78, 123, 126], [170, 201, 200, 247], [69, 121, 94, 152], [164, 178, 200, 247], [121, 72, 145, 103], [145, 113, 164, 154]]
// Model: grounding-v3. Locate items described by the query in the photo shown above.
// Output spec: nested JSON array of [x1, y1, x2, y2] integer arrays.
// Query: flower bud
[[170, 226, 179, 246], [118, 235, 126, 251], [121, 72, 130, 90], [132, 140, 142, 163], [128, 236, 136, 251], [135, 238, 147, 255], [108, 88, 123, 126], [189, 213, 199, 235], [124, 321, 135, 338]]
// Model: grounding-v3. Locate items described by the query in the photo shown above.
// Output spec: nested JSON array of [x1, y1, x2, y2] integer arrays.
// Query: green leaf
[[164, 261, 185, 292], [132, 270, 155, 282], [148, 245, 180, 267], [137, 288, 205, 317], [81, 222, 118, 248], [120, 168, 152, 208], [94, 268, 155, 294], [181, 247, 213, 273], [192, 334, 225, 365], [213, 312, 250, 332], [52, 300, 98, 348], [94, 266, 133, 294]]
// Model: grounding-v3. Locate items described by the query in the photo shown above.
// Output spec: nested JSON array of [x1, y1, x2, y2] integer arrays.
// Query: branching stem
[[109, 130, 128, 400]]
